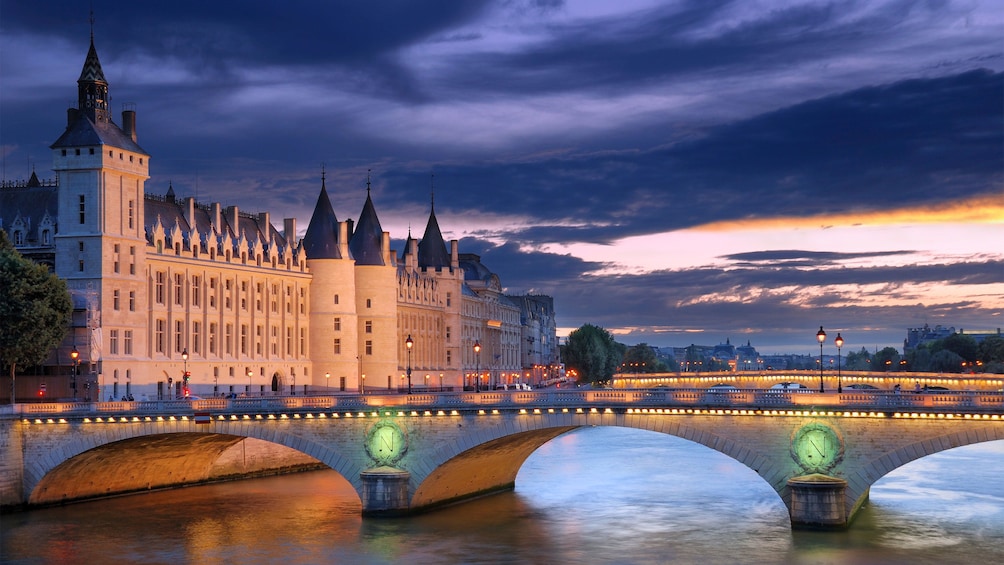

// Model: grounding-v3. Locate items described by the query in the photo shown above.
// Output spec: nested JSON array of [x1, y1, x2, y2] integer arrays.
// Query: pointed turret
[[77, 36, 109, 123], [348, 174, 385, 265], [418, 190, 450, 269], [302, 173, 343, 259]]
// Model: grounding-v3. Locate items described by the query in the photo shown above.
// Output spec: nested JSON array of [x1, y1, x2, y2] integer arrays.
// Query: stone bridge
[[2, 388, 1002, 529]]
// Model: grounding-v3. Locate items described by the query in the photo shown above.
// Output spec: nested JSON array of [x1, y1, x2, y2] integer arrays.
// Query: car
[[182, 395, 204, 401]]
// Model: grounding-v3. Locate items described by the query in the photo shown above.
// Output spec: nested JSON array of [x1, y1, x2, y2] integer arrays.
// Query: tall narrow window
[[78, 194, 85, 224], [129, 291, 136, 311], [365, 340, 373, 355], [109, 330, 119, 355], [113, 290, 120, 310], [155, 272, 165, 304], [333, 338, 341, 355], [155, 320, 166, 353], [128, 200, 135, 229], [365, 321, 373, 334], [124, 330, 133, 355]]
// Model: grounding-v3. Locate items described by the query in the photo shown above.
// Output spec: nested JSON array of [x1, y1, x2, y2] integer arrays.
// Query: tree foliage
[[563, 324, 624, 385], [620, 343, 667, 373], [0, 231, 73, 397]]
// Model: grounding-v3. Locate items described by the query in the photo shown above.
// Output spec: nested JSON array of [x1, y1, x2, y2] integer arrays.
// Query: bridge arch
[[23, 423, 364, 506]]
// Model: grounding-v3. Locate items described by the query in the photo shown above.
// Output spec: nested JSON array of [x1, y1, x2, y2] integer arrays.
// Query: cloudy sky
[[1, 0, 1001, 355]]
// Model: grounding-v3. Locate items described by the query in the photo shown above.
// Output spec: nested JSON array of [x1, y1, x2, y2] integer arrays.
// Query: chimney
[[211, 202, 222, 234], [121, 110, 137, 142], [283, 218, 297, 244]]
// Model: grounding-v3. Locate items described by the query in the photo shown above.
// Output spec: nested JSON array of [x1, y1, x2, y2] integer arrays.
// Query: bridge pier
[[787, 474, 849, 530], [360, 467, 411, 516]]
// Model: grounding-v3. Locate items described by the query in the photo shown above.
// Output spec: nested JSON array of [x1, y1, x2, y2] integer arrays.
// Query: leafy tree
[[0, 231, 73, 403], [844, 347, 872, 371], [979, 336, 1004, 364], [934, 334, 979, 363], [564, 324, 623, 386], [621, 343, 667, 373], [873, 347, 901, 372], [906, 347, 932, 372], [930, 349, 964, 373]]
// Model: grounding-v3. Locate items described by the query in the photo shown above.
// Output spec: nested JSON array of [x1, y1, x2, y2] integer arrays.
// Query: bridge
[[2, 386, 1002, 530]]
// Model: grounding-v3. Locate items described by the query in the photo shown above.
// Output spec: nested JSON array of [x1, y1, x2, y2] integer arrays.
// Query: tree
[[564, 324, 623, 386], [844, 347, 872, 371], [621, 343, 667, 373], [0, 231, 73, 403], [873, 347, 900, 372]]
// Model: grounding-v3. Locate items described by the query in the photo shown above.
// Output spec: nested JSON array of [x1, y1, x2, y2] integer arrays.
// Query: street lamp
[[182, 348, 189, 397], [70, 346, 80, 401], [834, 332, 844, 393], [405, 334, 414, 394], [247, 368, 253, 393], [474, 340, 481, 393], [816, 326, 826, 393]]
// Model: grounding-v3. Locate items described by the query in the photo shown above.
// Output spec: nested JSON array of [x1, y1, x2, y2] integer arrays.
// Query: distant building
[[0, 36, 556, 401], [903, 324, 956, 354]]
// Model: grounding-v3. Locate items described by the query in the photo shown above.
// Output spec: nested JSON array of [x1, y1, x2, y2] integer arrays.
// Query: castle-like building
[[0, 37, 559, 401]]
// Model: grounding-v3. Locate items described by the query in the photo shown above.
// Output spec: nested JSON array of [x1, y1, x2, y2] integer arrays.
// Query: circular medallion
[[366, 420, 408, 465], [791, 422, 843, 472]]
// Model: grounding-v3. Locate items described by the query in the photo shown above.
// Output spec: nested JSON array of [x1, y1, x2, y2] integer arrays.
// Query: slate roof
[[301, 178, 344, 259], [348, 187, 385, 266], [417, 204, 450, 269], [50, 114, 147, 154]]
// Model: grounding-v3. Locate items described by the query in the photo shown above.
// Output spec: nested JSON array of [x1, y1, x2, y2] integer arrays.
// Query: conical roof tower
[[302, 172, 344, 259]]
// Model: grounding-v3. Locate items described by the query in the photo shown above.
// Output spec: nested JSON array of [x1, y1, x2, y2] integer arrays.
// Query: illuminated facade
[[0, 37, 558, 401]]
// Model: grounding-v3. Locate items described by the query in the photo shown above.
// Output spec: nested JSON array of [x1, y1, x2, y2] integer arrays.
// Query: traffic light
[[184, 371, 191, 384]]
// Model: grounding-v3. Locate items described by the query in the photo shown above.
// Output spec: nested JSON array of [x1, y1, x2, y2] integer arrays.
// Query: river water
[[2, 427, 1002, 564]]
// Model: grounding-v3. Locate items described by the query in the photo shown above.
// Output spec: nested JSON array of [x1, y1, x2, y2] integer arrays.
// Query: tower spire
[[366, 168, 371, 196]]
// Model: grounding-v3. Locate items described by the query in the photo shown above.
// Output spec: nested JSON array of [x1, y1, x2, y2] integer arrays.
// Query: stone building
[[0, 36, 557, 401]]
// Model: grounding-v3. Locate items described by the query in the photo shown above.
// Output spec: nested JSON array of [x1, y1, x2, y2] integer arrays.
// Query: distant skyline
[[1, 1, 1001, 354]]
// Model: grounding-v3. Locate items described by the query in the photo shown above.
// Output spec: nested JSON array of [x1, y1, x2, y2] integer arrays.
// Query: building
[[0, 36, 557, 401]]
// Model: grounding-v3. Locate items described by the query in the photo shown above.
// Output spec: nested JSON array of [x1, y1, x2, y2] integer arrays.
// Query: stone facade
[[0, 38, 558, 402]]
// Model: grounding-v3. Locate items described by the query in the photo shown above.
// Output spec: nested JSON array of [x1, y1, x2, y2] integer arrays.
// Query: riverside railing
[[3, 388, 1003, 418]]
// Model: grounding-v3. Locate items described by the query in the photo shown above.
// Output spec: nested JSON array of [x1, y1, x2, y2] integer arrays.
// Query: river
[[2, 427, 1002, 564]]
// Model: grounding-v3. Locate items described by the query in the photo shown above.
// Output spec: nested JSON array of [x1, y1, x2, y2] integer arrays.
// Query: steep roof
[[301, 177, 343, 259], [348, 183, 385, 266], [418, 204, 450, 269]]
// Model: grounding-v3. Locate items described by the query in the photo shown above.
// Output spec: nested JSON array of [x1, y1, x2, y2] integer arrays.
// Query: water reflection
[[2, 427, 1002, 564]]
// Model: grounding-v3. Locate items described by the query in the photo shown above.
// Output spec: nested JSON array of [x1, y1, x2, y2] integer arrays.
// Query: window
[[113, 290, 120, 310], [109, 330, 119, 355], [365, 340, 373, 356], [286, 327, 293, 356], [240, 325, 248, 355], [226, 324, 233, 355], [191, 276, 201, 307], [447, 350, 452, 365], [124, 330, 133, 355], [155, 320, 166, 353], [446, 326, 451, 341], [333, 294, 339, 305], [365, 321, 372, 334], [155, 272, 165, 304], [447, 292, 452, 307], [78, 260, 84, 272], [366, 298, 372, 308], [271, 326, 278, 356], [192, 321, 201, 354], [42, 230, 50, 245], [113, 243, 120, 273], [209, 323, 217, 355], [79, 195, 85, 224], [333, 318, 341, 332], [174, 274, 184, 305], [333, 338, 341, 355], [129, 246, 135, 274], [255, 325, 263, 355], [175, 320, 184, 353], [225, 279, 232, 309], [12, 231, 22, 245], [129, 291, 136, 311], [209, 279, 217, 308], [128, 200, 135, 229]]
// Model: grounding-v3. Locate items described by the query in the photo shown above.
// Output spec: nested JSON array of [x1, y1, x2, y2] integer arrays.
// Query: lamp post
[[405, 334, 414, 394], [474, 340, 481, 393], [70, 346, 80, 401], [247, 368, 253, 394], [816, 326, 826, 393], [182, 348, 189, 397], [835, 332, 844, 393]]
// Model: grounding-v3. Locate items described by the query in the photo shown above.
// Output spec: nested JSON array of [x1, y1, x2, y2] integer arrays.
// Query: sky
[[1, 0, 1001, 355]]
